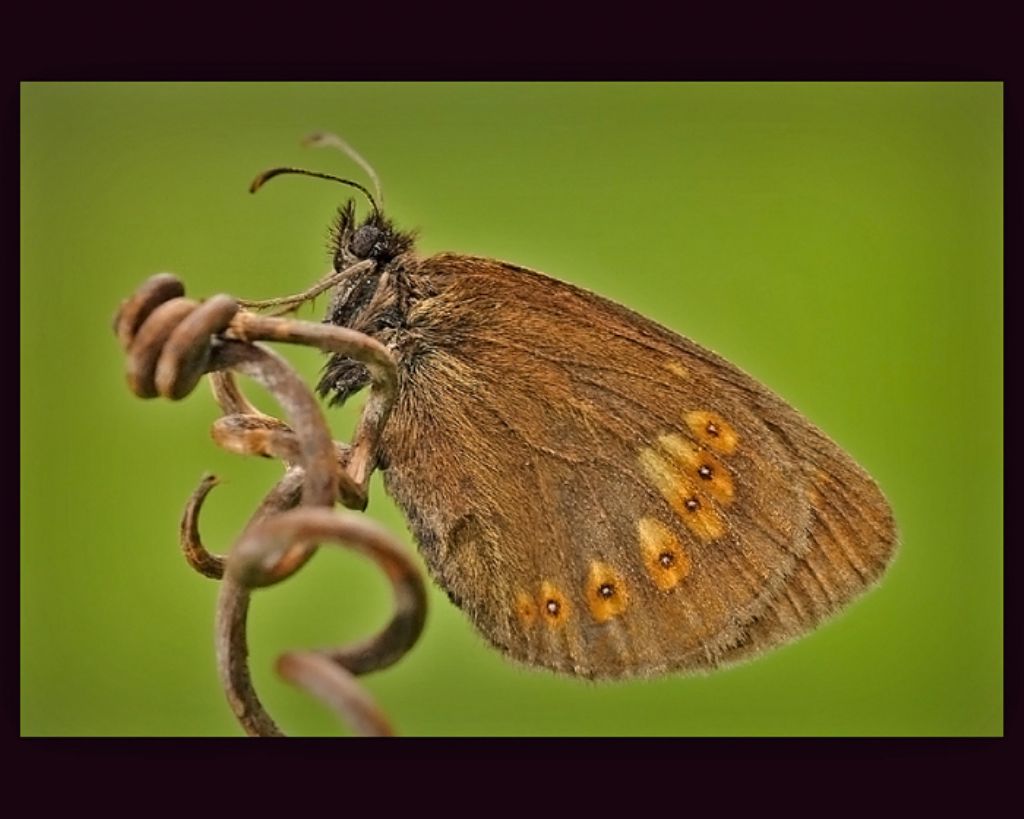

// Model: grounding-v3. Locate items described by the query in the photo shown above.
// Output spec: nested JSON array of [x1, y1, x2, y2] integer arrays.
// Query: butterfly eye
[[350, 225, 383, 258]]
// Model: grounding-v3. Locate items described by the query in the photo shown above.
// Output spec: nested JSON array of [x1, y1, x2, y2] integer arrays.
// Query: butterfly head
[[316, 201, 418, 408], [330, 199, 415, 269], [249, 160, 418, 409]]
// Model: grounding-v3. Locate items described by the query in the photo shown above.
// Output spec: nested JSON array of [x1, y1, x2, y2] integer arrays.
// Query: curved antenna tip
[[248, 171, 271, 194], [301, 131, 329, 147]]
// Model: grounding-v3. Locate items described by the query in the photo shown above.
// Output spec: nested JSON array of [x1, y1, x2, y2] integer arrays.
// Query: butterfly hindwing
[[378, 254, 897, 678]]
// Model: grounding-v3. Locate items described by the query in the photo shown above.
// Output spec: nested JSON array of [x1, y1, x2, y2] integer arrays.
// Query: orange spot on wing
[[639, 442, 727, 541], [638, 518, 692, 591], [585, 562, 629, 623], [658, 434, 735, 504], [540, 581, 570, 627], [684, 410, 739, 455], [515, 591, 537, 626], [665, 361, 689, 379]]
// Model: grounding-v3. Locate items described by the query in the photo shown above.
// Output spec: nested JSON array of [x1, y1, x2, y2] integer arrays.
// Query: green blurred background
[[21, 83, 1002, 736]]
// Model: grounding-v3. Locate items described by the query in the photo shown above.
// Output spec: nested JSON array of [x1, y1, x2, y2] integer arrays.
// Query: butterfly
[[246, 142, 898, 680]]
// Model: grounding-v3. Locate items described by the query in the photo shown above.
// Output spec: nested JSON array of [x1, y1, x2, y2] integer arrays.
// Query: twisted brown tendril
[[113, 273, 427, 736]]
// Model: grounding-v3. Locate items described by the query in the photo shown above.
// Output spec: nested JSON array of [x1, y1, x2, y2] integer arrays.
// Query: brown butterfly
[[248, 140, 898, 680]]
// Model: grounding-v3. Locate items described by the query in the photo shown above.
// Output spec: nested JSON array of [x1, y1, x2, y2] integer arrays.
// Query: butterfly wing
[[378, 253, 897, 678]]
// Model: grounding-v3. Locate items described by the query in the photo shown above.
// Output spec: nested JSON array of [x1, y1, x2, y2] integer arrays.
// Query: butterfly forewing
[[379, 254, 897, 678]]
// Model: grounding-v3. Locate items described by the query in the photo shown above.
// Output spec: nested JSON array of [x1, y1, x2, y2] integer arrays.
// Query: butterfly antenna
[[249, 167, 380, 218], [303, 131, 384, 208]]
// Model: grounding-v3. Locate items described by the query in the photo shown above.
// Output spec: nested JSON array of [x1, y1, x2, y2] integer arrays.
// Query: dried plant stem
[[113, 273, 427, 736]]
